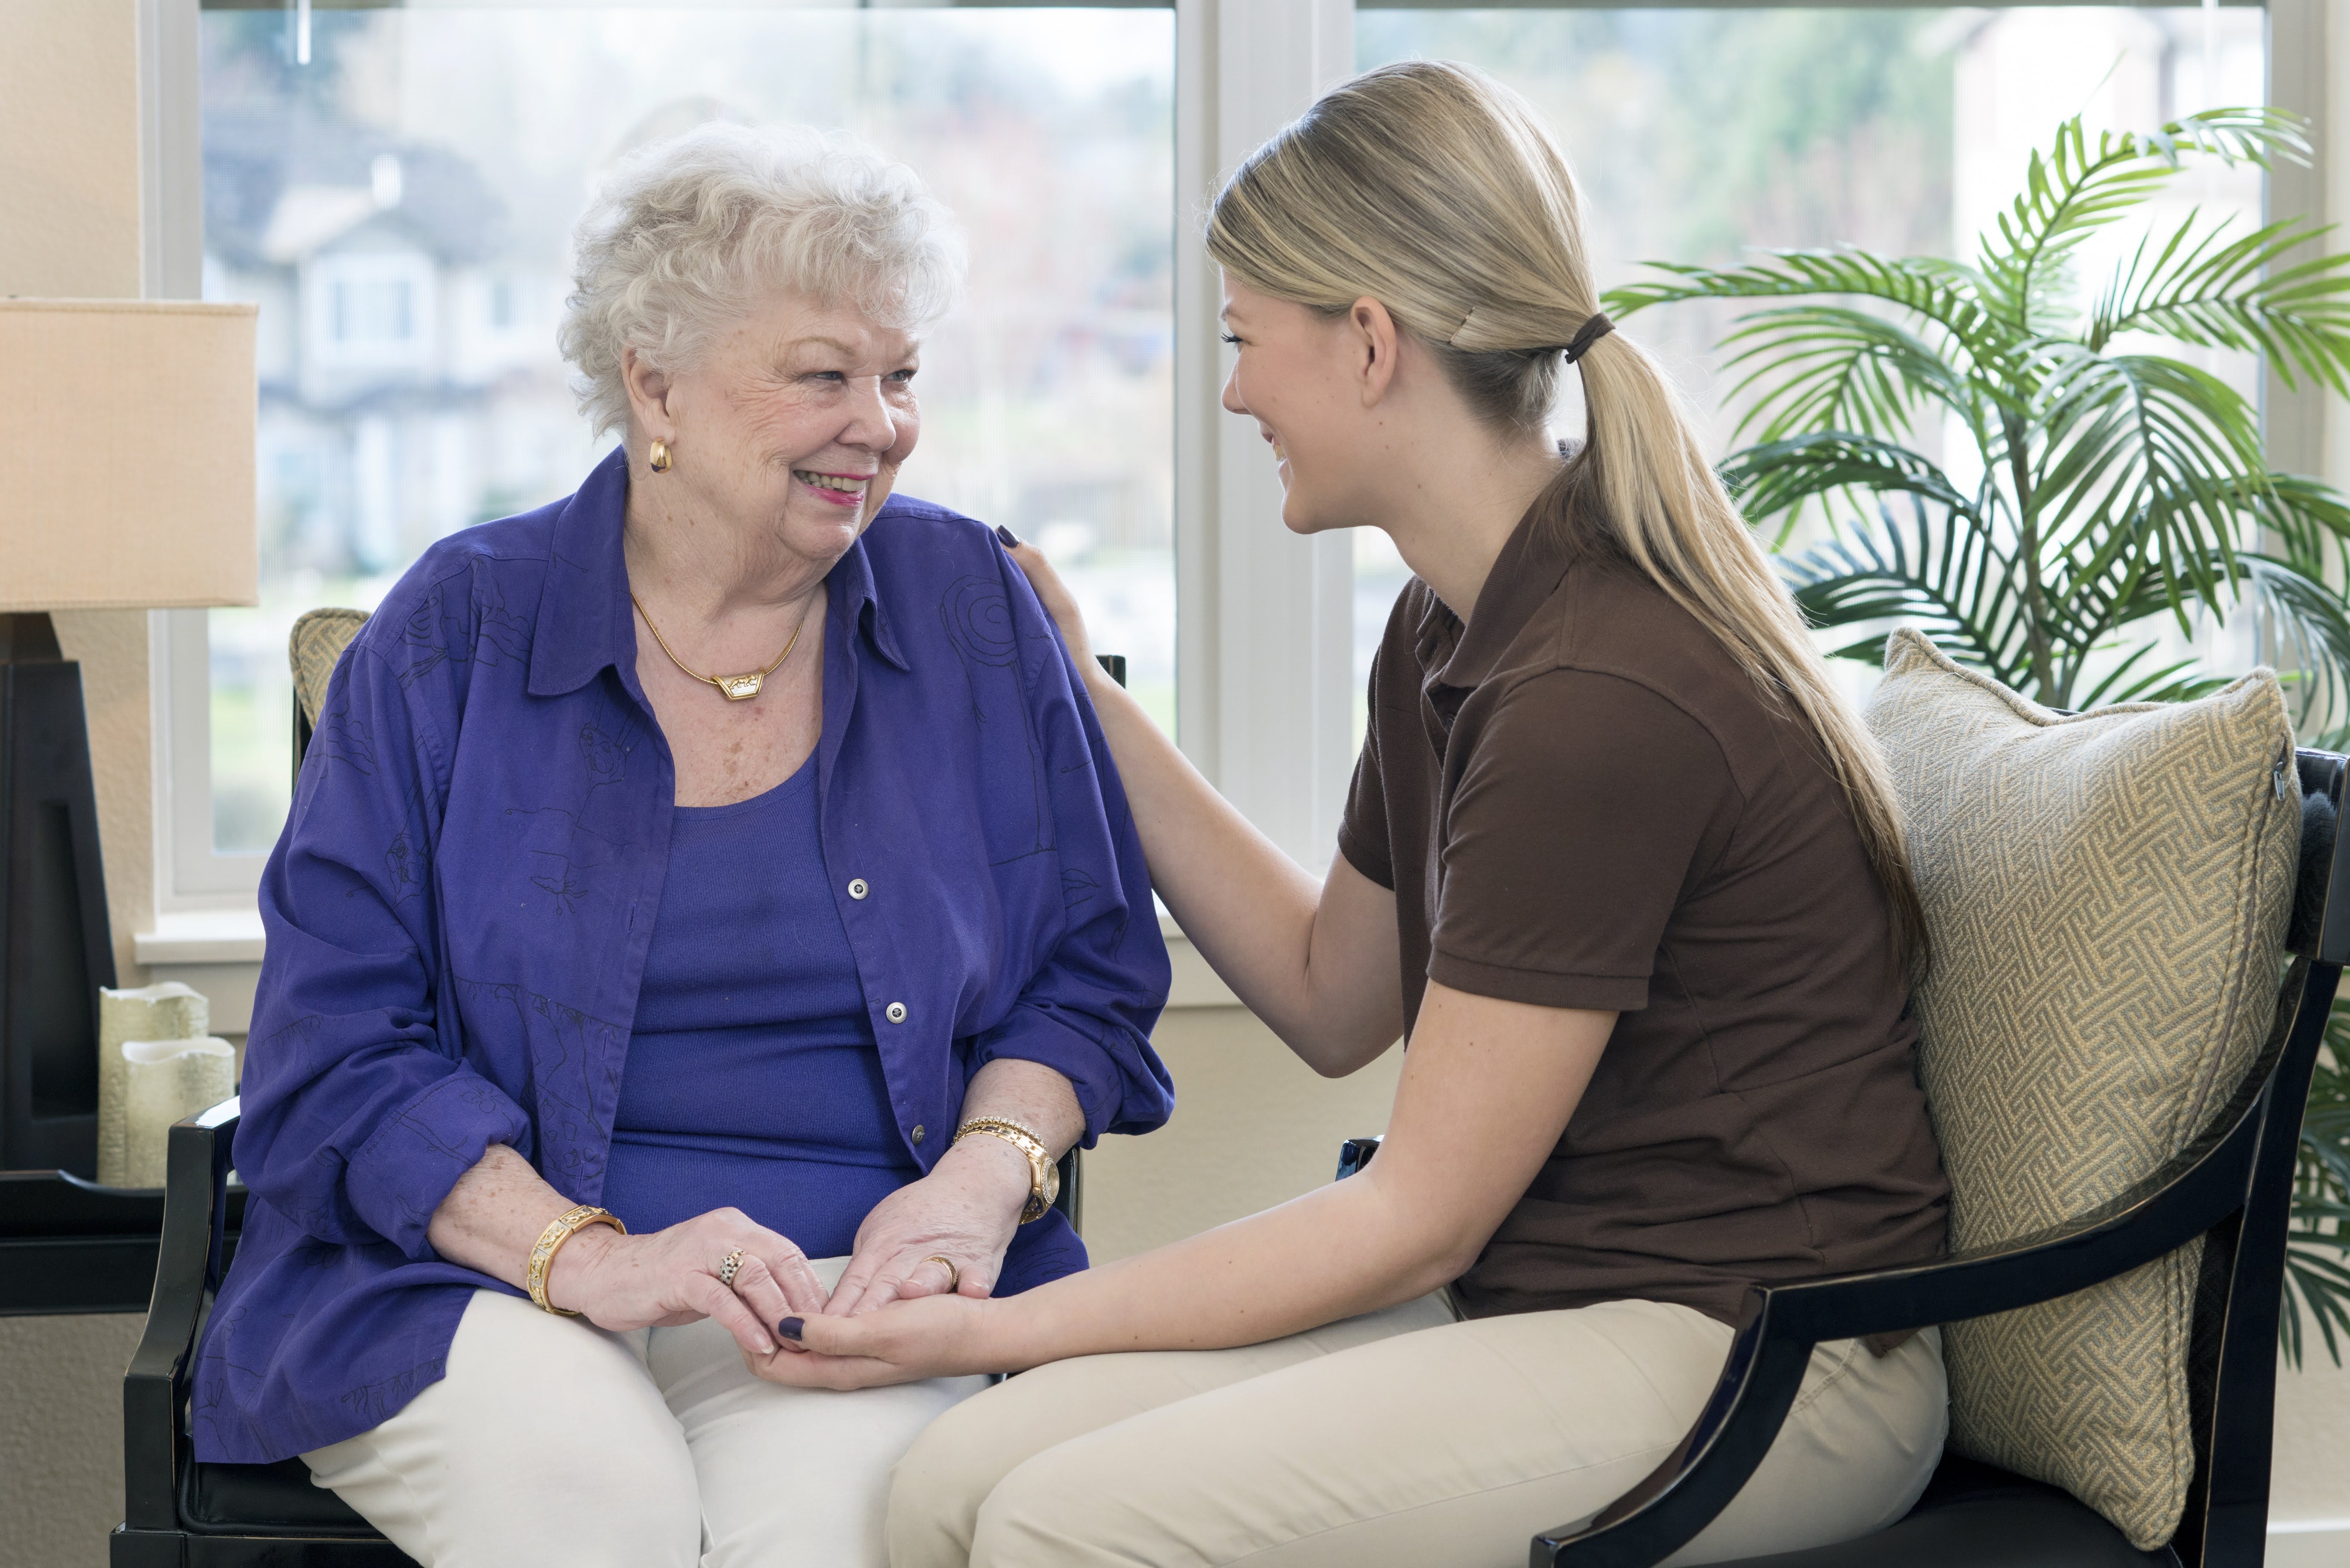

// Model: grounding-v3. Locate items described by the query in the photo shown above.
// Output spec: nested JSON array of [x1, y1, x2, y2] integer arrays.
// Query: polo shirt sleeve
[[1429, 669, 1737, 1013], [1338, 724, 1395, 891], [1338, 615, 1400, 890]]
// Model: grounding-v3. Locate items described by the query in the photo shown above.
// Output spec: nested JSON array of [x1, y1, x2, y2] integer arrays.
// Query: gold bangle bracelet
[[953, 1118, 1058, 1223], [526, 1204, 627, 1315]]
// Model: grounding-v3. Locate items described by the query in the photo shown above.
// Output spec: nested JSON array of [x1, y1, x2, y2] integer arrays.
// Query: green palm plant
[[1610, 108, 2350, 711], [2291, 1014, 2350, 1365], [1606, 108, 2350, 1363]]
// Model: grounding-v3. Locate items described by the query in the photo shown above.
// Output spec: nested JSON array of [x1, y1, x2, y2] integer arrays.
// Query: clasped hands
[[543, 1128, 1032, 1381]]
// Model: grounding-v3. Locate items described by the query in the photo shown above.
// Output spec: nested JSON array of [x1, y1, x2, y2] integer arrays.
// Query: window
[[149, 0, 2311, 921], [1353, 6, 2270, 725], [183, 0, 1176, 870]]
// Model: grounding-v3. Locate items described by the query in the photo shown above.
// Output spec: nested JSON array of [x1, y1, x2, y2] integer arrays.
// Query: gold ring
[[717, 1249, 746, 1288], [920, 1254, 960, 1293]]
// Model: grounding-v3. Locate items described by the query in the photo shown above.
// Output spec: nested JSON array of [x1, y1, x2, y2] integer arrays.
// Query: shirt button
[[848, 878, 869, 900], [885, 1002, 908, 1024], [911, 1124, 925, 1144]]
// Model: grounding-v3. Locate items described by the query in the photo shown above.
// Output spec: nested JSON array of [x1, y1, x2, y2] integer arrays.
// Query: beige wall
[[0, 0, 153, 987], [1, 7, 154, 1566], [0, 0, 140, 300], [1083, 1014, 1399, 1265]]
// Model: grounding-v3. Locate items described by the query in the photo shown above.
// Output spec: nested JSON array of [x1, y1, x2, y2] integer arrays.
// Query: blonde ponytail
[[1207, 60, 1928, 966]]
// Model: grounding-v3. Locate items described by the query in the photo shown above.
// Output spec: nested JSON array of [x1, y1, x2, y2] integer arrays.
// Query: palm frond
[[1715, 306, 1983, 446], [1979, 108, 2310, 330], [1604, 249, 2006, 358], [1722, 432, 1982, 547], [2286, 1006, 2350, 1368], [2032, 349, 2269, 612], [2222, 471, 2350, 583], [2238, 556, 2350, 727], [2070, 644, 2225, 707], [2283, 1242, 2350, 1369], [2091, 213, 2350, 394], [1777, 494, 2032, 690]]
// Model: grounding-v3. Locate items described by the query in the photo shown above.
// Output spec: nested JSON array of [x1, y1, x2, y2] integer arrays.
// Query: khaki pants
[[889, 1296, 1946, 1568], [302, 1261, 987, 1568]]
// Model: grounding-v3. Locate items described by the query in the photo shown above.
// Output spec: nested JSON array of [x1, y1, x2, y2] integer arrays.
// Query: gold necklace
[[630, 592, 811, 702]]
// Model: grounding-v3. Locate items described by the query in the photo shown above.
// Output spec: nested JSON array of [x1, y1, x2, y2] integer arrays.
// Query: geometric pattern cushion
[[289, 607, 369, 730], [1863, 629, 2299, 1550]]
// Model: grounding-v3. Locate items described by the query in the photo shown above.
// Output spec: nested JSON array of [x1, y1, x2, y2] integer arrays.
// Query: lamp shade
[[0, 299, 259, 612]]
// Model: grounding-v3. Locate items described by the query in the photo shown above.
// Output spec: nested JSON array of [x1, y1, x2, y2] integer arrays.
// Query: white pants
[[891, 1295, 1947, 1568], [301, 1259, 987, 1568]]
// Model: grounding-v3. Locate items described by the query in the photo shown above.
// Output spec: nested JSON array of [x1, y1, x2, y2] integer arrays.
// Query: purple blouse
[[191, 448, 1172, 1464], [600, 752, 916, 1251]]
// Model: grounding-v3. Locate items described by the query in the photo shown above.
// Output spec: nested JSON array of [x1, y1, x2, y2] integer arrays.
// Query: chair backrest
[[289, 608, 368, 787], [1864, 629, 2305, 1554]]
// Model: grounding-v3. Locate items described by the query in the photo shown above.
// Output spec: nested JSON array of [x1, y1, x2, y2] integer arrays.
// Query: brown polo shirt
[[1339, 481, 1949, 1325]]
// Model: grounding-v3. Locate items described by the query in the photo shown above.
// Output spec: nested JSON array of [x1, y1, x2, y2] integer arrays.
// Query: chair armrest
[[1540, 953, 2337, 1567], [122, 1097, 239, 1532], [1335, 1136, 1383, 1182], [1054, 1148, 1080, 1231]]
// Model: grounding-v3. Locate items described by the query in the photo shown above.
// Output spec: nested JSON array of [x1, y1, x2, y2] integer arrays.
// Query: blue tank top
[[600, 753, 917, 1256]]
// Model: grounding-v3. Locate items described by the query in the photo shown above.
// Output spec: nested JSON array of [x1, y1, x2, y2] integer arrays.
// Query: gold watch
[[954, 1117, 1060, 1223]]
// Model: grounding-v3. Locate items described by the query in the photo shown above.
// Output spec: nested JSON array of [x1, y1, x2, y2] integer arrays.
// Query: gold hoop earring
[[648, 438, 673, 473]]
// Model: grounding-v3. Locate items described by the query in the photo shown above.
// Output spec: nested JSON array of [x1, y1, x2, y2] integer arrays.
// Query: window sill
[[132, 909, 1243, 1032], [134, 910, 267, 1036], [135, 909, 267, 967]]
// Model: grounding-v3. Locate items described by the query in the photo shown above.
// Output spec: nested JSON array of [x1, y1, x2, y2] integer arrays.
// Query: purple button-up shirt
[[192, 449, 1173, 1464]]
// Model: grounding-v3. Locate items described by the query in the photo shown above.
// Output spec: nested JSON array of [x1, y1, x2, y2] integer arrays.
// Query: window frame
[[141, 0, 2327, 931]]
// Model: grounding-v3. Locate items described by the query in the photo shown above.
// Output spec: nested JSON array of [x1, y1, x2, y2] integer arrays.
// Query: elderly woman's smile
[[797, 469, 872, 505]]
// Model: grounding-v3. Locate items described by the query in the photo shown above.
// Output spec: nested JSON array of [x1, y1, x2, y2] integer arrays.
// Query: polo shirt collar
[[1423, 482, 1579, 699], [528, 446, 911, 698]]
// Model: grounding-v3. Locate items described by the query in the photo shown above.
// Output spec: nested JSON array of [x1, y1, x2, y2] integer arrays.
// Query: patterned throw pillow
[[1864, 629, 2299, 1549], [289, 607, 369, 729]]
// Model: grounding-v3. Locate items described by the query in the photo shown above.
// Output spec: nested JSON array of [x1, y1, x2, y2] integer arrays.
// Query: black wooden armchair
[[1339, 746, 2350, 1568]]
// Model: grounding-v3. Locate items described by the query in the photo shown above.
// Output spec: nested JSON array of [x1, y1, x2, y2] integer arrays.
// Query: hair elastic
[[1553, 312, 1614, 364]]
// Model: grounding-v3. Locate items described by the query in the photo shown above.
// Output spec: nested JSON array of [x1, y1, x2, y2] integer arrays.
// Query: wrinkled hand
[[825, 1133, 1035, 1316], [1001, 536, 1099, 673], [546, 1207, 829, 1359], [753, 1291, 996, 1390]]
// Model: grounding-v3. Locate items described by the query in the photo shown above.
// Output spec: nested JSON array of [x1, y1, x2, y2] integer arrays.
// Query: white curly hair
[[559, 121, 966, 438]]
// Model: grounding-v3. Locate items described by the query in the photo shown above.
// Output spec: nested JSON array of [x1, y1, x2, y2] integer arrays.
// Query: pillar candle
[[120, 1036, 236, 1190], [97, 983, 209, 1187]]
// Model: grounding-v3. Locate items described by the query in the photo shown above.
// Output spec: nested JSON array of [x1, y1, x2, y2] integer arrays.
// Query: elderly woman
[[188, 123, 1172, 1568]]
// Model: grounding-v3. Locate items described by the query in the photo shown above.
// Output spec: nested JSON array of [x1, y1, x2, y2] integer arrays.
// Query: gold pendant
[[716, 672, 764, 701]]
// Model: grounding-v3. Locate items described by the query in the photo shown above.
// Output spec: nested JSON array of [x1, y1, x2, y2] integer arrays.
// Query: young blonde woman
[[754, 61, 1952, 1568]]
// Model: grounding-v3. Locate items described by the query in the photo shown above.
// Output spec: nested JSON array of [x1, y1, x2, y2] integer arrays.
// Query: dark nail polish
[[778, 1317, 804, 1342], [995, 525, 1021, 548]]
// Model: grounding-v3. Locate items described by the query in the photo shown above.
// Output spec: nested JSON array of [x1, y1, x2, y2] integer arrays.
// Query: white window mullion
[[143, 0, 264, 913], [1175, 0, 1356, 870], [2265, 0, 2330, 484]]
